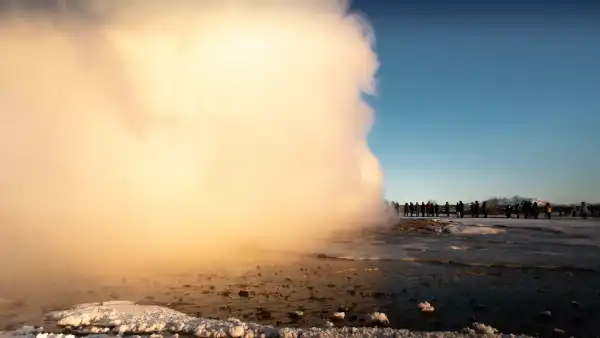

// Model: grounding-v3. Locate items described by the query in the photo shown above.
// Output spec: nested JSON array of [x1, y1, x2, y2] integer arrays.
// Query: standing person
[[474, 201, 480, 218], [545, 202, 552, 219], [532, 202, 539, 219], [444, 202, 450, 217], [505, 205, 513, 218], [403, 203, 409, 217], [421, 202, 426, 217], [514, 202, 521, 218], [409, 202, 414, 216], [482, 201, 488, 218], [434, 203, 440, 217], [581, 202, 589, 219], [523, 201, 530, 219], [458, 201, 465, 218], [470, 203, 475, 217]]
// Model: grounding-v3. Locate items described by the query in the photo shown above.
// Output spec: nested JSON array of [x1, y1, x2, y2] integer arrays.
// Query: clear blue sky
[[352, 0, 600, 204]]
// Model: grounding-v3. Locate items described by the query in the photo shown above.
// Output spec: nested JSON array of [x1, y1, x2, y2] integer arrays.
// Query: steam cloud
[[0, 0, 384, 280]]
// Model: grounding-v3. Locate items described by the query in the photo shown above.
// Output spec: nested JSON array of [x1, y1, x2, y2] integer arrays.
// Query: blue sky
[[352, 0, 600, 204]]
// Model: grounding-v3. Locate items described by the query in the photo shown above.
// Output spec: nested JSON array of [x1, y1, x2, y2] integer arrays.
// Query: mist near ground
[[0, 0, 385, 285]]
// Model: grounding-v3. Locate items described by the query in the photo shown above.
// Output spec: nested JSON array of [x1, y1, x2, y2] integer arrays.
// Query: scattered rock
[[572, 301, 580, 308], [238, 290, 250, 298], [539, 310, 552, 318]]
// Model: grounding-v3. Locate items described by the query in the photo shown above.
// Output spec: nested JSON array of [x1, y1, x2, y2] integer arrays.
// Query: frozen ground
[[0, 301, 532, 338]]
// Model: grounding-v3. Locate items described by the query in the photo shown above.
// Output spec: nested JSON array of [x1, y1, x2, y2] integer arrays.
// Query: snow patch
[[367, 312, 389, 326], [417, 302, 435, 313], [0, 301, 539, 338]]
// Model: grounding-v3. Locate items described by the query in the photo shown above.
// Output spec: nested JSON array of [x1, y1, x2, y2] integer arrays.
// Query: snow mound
[[0, 301, 536, 338]]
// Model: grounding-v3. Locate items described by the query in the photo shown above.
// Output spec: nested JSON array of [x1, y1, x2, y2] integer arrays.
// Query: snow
[[330, 312, 345, 320], [367, 312, 389, 326], [0, 301, 534, 338], [417, 302, 435, 313]]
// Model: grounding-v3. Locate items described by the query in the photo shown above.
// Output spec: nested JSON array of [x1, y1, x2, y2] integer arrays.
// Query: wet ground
[[1, 217, 599, 337]]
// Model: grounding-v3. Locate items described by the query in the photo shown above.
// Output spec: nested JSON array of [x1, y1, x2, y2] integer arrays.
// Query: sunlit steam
[[0, 0, 383, 280]]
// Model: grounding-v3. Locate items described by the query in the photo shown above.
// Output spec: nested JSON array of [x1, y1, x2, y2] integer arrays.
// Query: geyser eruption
[[0, 0, 383, 277]]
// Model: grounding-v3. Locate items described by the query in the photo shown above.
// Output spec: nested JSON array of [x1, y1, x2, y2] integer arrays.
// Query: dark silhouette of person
[[425, 202, 430, 217], [409, 202, 414, 216], [434, 203, 440, 217], [473, 201, 480, 218], [545, 202, 552, 219], [523, 201, 530, 219], [505, 204, 513, 218], [514, 202, 520, 218], [532, 202, 539, 219], [469, 203, 475, 217], [482, 201, 488, 218], [444, 202, 450, 217], [403, 203, 409, 216], [458, 201, 465, 218], [420, 202, 426, 217]]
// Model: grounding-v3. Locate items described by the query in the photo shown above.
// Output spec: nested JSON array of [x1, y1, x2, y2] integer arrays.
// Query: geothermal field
[[1, 1, 598, 338], [1, 217, 600, 337]]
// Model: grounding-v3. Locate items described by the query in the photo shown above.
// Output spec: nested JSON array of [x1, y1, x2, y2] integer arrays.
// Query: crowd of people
[[387, 200, 594, 219]]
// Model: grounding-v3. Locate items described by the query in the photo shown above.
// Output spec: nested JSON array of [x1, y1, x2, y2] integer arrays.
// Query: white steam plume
[[0, 0, 384, 280]]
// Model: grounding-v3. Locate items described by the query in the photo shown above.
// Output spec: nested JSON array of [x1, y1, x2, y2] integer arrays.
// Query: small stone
[[238, 290, 250, 298], [571, 301, 580, 308], [539, 310, 552, 317]]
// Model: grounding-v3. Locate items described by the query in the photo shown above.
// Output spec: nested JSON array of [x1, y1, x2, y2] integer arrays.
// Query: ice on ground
[[0, 301, 537, 338]]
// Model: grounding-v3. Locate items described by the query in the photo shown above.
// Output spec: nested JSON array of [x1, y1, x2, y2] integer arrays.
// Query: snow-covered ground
[[0, 301, 531, 338]]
